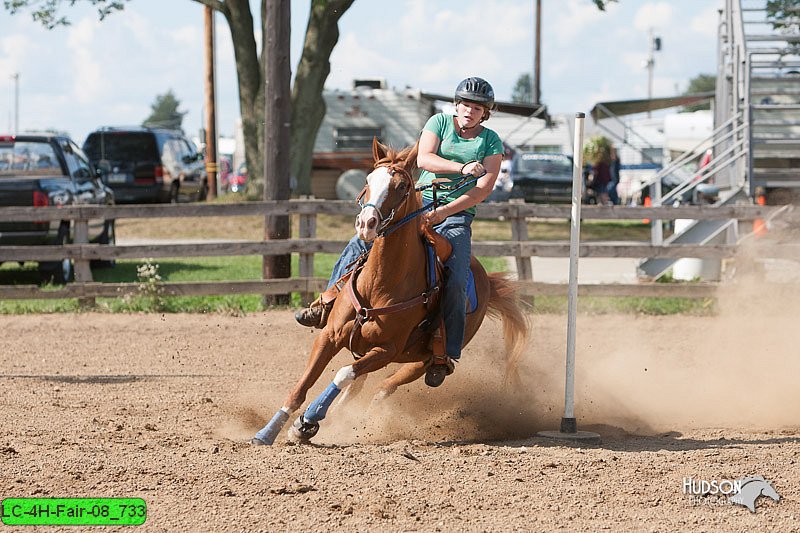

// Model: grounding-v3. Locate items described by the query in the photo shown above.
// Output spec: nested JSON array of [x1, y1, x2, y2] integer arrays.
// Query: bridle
[[355, 164, 415, 235]]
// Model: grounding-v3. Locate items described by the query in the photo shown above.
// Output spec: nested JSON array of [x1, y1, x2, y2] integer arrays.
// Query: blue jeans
[[327, 213, 474, 359]]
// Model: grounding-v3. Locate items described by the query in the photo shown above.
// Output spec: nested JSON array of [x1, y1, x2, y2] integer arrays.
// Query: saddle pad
[[466, 268, 478, 314]]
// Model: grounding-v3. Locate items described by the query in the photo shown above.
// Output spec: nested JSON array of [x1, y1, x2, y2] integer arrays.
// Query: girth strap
[[346, 267, 437, 321]]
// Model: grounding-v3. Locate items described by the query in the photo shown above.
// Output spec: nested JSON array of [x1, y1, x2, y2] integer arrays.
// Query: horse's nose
[[356, 211, 378, 232]]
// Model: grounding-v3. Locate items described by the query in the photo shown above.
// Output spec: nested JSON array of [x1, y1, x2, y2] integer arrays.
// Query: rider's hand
[[424, 208, 447, 227], [461, 161, 485, 177]]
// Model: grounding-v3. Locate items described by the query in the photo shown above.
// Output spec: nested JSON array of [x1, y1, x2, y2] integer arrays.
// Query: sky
[[0, 0, 723, 144]]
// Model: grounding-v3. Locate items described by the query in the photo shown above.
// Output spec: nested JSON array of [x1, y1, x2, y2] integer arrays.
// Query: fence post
[[73, 219, 95, 308], [298, 207, 316, 305], [509, 200, 532, 279]]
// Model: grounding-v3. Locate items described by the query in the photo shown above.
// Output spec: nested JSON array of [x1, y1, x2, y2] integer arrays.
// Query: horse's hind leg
[[374, 361, 426, 401], [333, 373, 368, 411]]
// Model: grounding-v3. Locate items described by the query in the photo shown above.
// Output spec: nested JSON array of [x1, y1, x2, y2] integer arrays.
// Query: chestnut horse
[[252, 139, 529, 445]]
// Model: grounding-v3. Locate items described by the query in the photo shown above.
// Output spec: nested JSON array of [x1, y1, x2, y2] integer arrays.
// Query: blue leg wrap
[[303, 382, 341, 423], [253, 408, 290, 445]]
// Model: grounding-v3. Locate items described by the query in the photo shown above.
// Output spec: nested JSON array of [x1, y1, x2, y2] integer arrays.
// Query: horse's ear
[[372, 137, 388, 163], [403, 141, 419, 173]]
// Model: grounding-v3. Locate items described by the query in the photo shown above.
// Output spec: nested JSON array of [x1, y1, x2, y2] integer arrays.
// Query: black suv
[[509, 152, 574, 203], [83, 127, 207, 204]]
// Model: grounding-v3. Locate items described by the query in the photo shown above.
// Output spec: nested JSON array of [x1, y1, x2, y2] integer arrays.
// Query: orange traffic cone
[[643, 196, 651, 224], [753, 194, 767, 237]]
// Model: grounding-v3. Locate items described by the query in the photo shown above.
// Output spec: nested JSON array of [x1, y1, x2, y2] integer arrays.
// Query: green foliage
[[592, 0, 618, 11], [131, 259, 166, 311], [142, 89, 187, 131], [583, 135, 613, 165], [682, 73, 716, 112], [512, 73, 533, 104], [3, 0, 128, 29], [766, 0, 800, 32]]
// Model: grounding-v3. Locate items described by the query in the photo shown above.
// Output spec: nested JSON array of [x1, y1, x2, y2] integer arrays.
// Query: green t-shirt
[[417, 112, 504, 215]]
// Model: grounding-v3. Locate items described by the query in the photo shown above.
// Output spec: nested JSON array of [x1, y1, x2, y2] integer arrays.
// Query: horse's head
[[354, 138, 419, 242]]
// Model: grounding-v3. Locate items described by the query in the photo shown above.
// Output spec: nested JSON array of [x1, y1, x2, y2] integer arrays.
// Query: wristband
[[460, 160, 477, 174]]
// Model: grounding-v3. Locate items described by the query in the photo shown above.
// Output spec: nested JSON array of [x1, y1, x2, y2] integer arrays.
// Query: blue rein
[[379, 173, 483, 238]]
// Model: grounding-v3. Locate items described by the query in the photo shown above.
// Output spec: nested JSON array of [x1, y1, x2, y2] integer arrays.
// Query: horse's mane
[[374, 144, 418, 173]]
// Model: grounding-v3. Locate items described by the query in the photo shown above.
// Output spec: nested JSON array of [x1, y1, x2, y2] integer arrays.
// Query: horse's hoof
[[250, 437, 269, 446], [287, 416, 319, 443]]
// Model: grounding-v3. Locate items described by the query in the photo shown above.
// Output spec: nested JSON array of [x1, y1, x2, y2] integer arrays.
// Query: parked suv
[[509, 152, 574, 204], [82, 127, 207, 204]]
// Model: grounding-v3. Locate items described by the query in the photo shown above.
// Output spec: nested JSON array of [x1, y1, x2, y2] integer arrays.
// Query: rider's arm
[[424, 153, 502, 225], [417, 130, 463, 174]]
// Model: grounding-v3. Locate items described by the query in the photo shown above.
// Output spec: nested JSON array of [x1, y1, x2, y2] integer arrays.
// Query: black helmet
[[455, 77, 495, 109]]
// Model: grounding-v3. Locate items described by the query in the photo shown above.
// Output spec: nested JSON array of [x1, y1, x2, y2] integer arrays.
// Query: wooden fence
[[0, 200, 796, 302]]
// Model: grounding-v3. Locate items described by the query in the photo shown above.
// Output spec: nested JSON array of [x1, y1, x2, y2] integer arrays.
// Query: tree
[[766, 0, 800, 32], [592, 0, 618, 10], [583, 135, 612, 166], [511, 73, 533, 104], [682, 74, 716, 112], [142, 90, 187, 130], [6, 0, 355, 198], [4, 0, 126, 29]]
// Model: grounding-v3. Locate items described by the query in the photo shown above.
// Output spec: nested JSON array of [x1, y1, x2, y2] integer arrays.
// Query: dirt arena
[[1, 280, 799, 531]]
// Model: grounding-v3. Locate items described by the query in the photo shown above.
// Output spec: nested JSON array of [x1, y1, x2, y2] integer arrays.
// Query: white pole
[[12, 72, 19, 134], [562, 112, 585, 433]]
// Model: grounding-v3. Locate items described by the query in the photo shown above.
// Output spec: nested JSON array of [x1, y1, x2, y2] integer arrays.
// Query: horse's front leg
[[287, 343, 397, 443], [251, 332, 340, 445]]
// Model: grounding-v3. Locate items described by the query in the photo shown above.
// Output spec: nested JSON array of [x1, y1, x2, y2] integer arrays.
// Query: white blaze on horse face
[[355, 167, 392, 241]]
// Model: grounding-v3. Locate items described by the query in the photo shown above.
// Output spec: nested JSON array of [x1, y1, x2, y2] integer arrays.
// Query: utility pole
[[646, 29, 661, 118], [203, 6, 217, 200], [12, 72, 19, 134], [262, 0, 292, 305], [533, 0, 541, 104]]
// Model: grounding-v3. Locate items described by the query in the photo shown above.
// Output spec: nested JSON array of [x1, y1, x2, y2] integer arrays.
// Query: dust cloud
[[228, 231, 799, 443]]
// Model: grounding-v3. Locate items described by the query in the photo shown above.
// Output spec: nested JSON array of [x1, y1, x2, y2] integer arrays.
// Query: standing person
[[589, 159, 611, 205], [607, 146, 621, 205], [294, 77, 504, 388]]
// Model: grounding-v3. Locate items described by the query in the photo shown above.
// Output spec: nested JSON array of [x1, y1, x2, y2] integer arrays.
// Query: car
[[0, 133, 115, 282], [82, 126, 208, 204], [509, 152, 574, 204]]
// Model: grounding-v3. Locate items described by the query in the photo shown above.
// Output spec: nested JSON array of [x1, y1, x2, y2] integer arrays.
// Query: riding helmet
[[454, 77, 496, 110]]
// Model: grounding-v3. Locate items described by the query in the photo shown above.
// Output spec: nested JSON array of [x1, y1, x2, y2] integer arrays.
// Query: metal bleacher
[[638, 0, 799, 279]]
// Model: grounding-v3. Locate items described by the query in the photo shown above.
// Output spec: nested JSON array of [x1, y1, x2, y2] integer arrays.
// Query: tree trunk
[[221, 0, 265, 197], [291, 0, 356, 196]]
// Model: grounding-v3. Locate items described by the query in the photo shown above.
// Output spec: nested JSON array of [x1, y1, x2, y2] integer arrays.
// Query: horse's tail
[[486, 273, 530, 387]]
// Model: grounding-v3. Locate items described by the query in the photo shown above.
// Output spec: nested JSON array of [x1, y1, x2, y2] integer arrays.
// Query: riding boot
[[295, 297, 335, 329]]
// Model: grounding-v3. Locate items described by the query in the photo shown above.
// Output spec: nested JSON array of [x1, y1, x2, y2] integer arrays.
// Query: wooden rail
[[0, 201, 794, 302]]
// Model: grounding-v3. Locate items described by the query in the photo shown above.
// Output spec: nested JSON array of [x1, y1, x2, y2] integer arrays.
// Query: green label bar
[[1, 498, 146, 526]]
